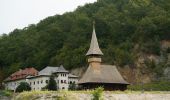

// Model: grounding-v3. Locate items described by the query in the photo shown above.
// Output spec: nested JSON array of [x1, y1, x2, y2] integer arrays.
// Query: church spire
[[86, 22, 103, 56]]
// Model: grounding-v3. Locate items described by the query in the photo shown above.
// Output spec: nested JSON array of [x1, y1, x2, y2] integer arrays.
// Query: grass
[[0, 90, 12, 97], [7, 82, 170, 100], [14, 90, 79, 100], [109, 90, 170, 94], [11, 89, 170, 100]]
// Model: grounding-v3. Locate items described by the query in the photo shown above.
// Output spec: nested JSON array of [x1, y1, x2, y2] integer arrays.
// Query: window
[[62, 87, 65, 89], [46, 80, 48, 83], [64, 80, 66, 84], [37, 81, 39, 84], [70, 81, 72, 84], [30, 82, 31, 85], [34, 81, 35, 85], [61, 80, 63, 83], [41, 80, 43, 84]]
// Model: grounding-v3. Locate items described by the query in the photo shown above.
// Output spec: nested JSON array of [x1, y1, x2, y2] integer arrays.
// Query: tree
[[15, 82, 31, 92], [0, 0, 170, 82], [45, 75, 57, 91], [69, 82, 76, 90], [92, 87, 104, 100]]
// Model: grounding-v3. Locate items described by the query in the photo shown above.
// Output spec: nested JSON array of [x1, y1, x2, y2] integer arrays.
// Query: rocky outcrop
[[164, 67, 170, 81]]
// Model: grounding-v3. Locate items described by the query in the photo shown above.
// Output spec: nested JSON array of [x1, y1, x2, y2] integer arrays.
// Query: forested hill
[[0, 0, 170, 83]]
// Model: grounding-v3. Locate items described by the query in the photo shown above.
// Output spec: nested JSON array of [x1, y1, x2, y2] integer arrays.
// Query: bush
[[69, 82, 76, 90], [0, 90, 12, 96], [92, 87, 104, 100], [15, 82, 31, 93]]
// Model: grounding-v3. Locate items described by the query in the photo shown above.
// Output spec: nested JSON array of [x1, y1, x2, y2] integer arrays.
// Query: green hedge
[[128, 81, 170, 91]]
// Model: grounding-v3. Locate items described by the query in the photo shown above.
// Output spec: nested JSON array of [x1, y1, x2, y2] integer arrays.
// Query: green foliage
[[145, 59, 165, 76], [0, 0, 170, 81], [128, 81, 170, 91], [15, 82, 31, 93], [44, 75, 57, 91], [69, 82, 76, 91], [145, 59, 156, 69], [140, 37, 161, 55], [0, 90, 12, 97], [92, 87, 104, 100], [114, 48, 134, 67], [167, 47, 170, 53]]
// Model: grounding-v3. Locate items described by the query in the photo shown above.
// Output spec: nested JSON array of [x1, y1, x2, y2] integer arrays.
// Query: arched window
[[61, 80, 63, 83]]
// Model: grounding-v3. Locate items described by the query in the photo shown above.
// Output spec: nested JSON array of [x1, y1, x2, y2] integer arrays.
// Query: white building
[[5, 79, 26, 91], [4, 65, 79, 91]]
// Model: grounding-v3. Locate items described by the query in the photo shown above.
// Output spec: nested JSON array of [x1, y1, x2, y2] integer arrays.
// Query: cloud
[[0, 0, 96, 34]]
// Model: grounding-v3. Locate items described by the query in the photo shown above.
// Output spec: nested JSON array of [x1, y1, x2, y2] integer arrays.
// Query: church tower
[[86, 22, 103, 67], [78, 22, 129, 91]]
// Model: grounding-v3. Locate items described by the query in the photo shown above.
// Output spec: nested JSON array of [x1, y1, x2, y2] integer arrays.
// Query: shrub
[[69, 82, 76, 90], [92, 87, 104, 100], [15, 82, 31, 93], [0, 90, 12, 96]]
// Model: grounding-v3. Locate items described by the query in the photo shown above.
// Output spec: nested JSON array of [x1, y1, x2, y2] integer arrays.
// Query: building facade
[[4, 66, 78, 91]]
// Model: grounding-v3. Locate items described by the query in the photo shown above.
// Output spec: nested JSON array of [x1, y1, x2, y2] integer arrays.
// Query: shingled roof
[[39, 65, 68, 75], [39, 66, 58, 75], [78, 65, 129, 84], [86, 23, 103, 56], [68, 74, 79, 78], [4, 67, 38, 82]]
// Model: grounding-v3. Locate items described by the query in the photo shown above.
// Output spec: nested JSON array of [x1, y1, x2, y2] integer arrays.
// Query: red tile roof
[[8, 67, 38, 81]]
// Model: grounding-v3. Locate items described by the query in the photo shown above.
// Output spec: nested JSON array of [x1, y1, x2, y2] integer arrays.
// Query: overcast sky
[[0, 0, 97, 34]]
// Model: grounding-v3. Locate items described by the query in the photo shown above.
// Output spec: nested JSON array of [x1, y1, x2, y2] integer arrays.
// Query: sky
[[0, 0, 97, 34]]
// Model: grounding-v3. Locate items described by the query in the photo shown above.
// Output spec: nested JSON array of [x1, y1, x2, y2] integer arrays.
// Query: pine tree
[[46, 75, 57, 91]]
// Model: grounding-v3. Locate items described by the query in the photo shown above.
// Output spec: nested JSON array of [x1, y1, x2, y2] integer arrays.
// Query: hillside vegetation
[[0, 0, 170, 83]]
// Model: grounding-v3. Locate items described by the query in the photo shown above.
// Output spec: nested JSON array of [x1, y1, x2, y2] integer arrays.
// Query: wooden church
[[78, 23, 129, 91]]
